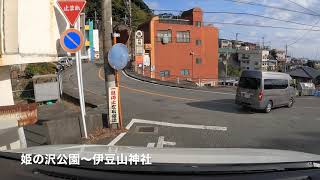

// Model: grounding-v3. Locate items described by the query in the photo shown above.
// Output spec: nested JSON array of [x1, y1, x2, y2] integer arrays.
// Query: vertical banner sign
[[57, 0, 87, 26], [108, 87, 120, 124], [135, 31, 144, 56]]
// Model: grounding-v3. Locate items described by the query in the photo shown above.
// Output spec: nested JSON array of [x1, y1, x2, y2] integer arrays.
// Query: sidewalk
[[62, 64, 106, 107]]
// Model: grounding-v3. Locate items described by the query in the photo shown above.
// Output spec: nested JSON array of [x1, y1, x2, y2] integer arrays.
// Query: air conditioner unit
[[162, 35, 169, 44]]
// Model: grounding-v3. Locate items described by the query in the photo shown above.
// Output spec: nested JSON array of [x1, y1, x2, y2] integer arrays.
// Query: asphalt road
[[74, 63, 320, 154]]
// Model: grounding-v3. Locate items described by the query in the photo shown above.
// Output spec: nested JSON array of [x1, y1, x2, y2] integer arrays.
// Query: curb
[[123, 69, 200, 90], [123, 69, 235, 92]]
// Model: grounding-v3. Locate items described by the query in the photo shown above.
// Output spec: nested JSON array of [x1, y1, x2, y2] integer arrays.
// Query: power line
[[153, 19, 320, 31], [221, 0, 320, 17], [201, 21, 320, 31], [152, 9, 320, 28], [286, 0, 318, 14], [286, 0, 320, 46]]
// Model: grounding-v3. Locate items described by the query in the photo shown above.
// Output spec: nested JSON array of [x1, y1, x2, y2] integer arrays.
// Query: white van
[[235, 70, 296, 113]]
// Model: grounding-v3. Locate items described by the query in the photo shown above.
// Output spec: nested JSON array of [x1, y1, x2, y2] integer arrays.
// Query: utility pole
[[127, 0, 134, 70], [101, 0, 116, 128], [235, 33, 240, 41], [94, 11, 98, 29], [262, 37, 265, 49], [285, 44, 288, 72], [235, 33, 240, 49]]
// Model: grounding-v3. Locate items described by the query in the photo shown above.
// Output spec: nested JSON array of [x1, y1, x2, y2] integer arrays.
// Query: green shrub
[[25, 63, 56, 77]]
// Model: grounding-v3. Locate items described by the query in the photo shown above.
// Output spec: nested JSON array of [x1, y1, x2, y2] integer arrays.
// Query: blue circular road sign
[[108, 43, 129, 70], [60, 29, 84, 53]]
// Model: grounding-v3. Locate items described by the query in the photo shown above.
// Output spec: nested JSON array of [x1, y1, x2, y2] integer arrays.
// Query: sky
[[143, 0, 320, 59]]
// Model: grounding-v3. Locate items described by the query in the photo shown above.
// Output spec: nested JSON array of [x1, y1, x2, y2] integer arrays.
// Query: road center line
[[121, 70, 236, 96], [120, 85, 199, 101], [98, 67, 199, 101], [107, 119, 227, 146]]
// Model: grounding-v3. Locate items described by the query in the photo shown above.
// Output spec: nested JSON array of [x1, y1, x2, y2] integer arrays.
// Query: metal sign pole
[[77, 19, 86, 116], [75, 19, 88, 138]]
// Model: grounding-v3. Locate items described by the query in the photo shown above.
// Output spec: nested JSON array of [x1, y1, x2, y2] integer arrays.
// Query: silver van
[[235, 70, 295, 113]]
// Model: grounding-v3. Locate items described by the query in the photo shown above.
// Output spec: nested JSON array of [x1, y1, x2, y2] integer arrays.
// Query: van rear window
[[239, 77, 261, 89], [264, 79, 288, 89]]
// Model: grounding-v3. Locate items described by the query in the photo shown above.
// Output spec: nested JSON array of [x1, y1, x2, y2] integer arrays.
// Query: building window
[[196, 39, 202, 46], [180, 69, 190, 76], [176, 31, 190, 43], [196, 58, 202, 64], [160, 70, 170, 77], [195, 21, 202, 27], [157, 30, 172, 42]]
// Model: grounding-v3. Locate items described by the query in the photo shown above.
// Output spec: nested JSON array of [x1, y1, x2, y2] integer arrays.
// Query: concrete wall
[[0, 0, 68, 66], [0, 66, 14, 106]]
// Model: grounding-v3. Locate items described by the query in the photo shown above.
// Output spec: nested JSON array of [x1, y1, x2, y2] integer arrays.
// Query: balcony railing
[[159, 18, 192, 25]]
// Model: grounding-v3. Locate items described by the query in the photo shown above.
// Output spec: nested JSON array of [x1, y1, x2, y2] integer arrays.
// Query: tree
[[85, 0, 153, 30], [270, 49, 278, 60], [228, 65, 241, 77], [305, 60, 315, 68]]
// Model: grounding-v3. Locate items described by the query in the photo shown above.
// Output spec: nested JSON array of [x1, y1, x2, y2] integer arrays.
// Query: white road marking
[[147, 143, 155, 148], [148, 136, 176, 148], [156, 136, 165, 148], [132, 119, 228, 131], [122, 71, 236, 96], [107, 119, 136, 146], [107, 118, 227, 146]]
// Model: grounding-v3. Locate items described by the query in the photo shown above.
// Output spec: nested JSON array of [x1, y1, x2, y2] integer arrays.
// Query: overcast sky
[[144, 0, 320, 59]]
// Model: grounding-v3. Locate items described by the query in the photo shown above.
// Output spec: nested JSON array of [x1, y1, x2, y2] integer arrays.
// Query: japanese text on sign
[[63, 5, 81, 12], [21, 153, 152, 166], [108, 87, 119, 124]]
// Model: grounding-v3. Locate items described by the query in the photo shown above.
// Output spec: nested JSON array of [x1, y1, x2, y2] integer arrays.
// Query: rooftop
[[289, 66, 320, 79]]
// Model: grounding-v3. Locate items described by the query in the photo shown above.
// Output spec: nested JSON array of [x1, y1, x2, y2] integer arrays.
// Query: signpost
[[58, 0, 88, 138], [135, 31, 144, 56], [108, 87, 119, 124], [57, 0, 86, 26], [108, 43, 130, 128], [60, 29, 84, 53]]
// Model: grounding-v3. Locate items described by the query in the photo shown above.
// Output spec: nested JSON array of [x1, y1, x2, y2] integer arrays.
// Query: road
[[74, 63, 320, 154]]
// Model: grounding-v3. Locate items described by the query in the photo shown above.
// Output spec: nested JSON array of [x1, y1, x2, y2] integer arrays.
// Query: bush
[[25, 63, 56, 77], [228, 65, 241, 77]]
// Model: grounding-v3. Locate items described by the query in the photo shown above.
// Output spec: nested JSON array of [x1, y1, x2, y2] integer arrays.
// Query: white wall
[[0, 66, 14, 106], [0, 0, 68, 66], [93, 30, 99, 51]]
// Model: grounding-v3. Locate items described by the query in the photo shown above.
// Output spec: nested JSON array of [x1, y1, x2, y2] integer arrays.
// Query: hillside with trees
[[85, 0, 153, 30]]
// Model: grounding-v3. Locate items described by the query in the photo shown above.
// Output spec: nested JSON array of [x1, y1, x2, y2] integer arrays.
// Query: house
[[288, 66, 320, 85], [238, 49, 277, 71], [219, 39, 233, 48], [137, 7, 219, 86]]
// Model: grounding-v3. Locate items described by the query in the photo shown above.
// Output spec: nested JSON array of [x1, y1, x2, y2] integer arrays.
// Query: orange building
[[137, 8, 219, 86]]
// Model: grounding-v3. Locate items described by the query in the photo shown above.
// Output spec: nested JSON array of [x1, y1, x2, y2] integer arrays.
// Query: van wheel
[[264, 101, 273, 113], [287, 98, 294, 108]]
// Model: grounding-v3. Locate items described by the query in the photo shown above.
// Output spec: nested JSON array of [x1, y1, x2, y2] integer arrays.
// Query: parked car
[[235, 70, 296, 113], [58, 57, 72, 67]]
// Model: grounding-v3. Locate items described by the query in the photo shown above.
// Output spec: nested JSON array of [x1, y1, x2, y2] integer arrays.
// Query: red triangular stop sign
[[57, 0, 86, 26]]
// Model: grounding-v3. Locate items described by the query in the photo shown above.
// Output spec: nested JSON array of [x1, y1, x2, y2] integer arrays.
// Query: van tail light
[[258, 91, 263, 101]]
